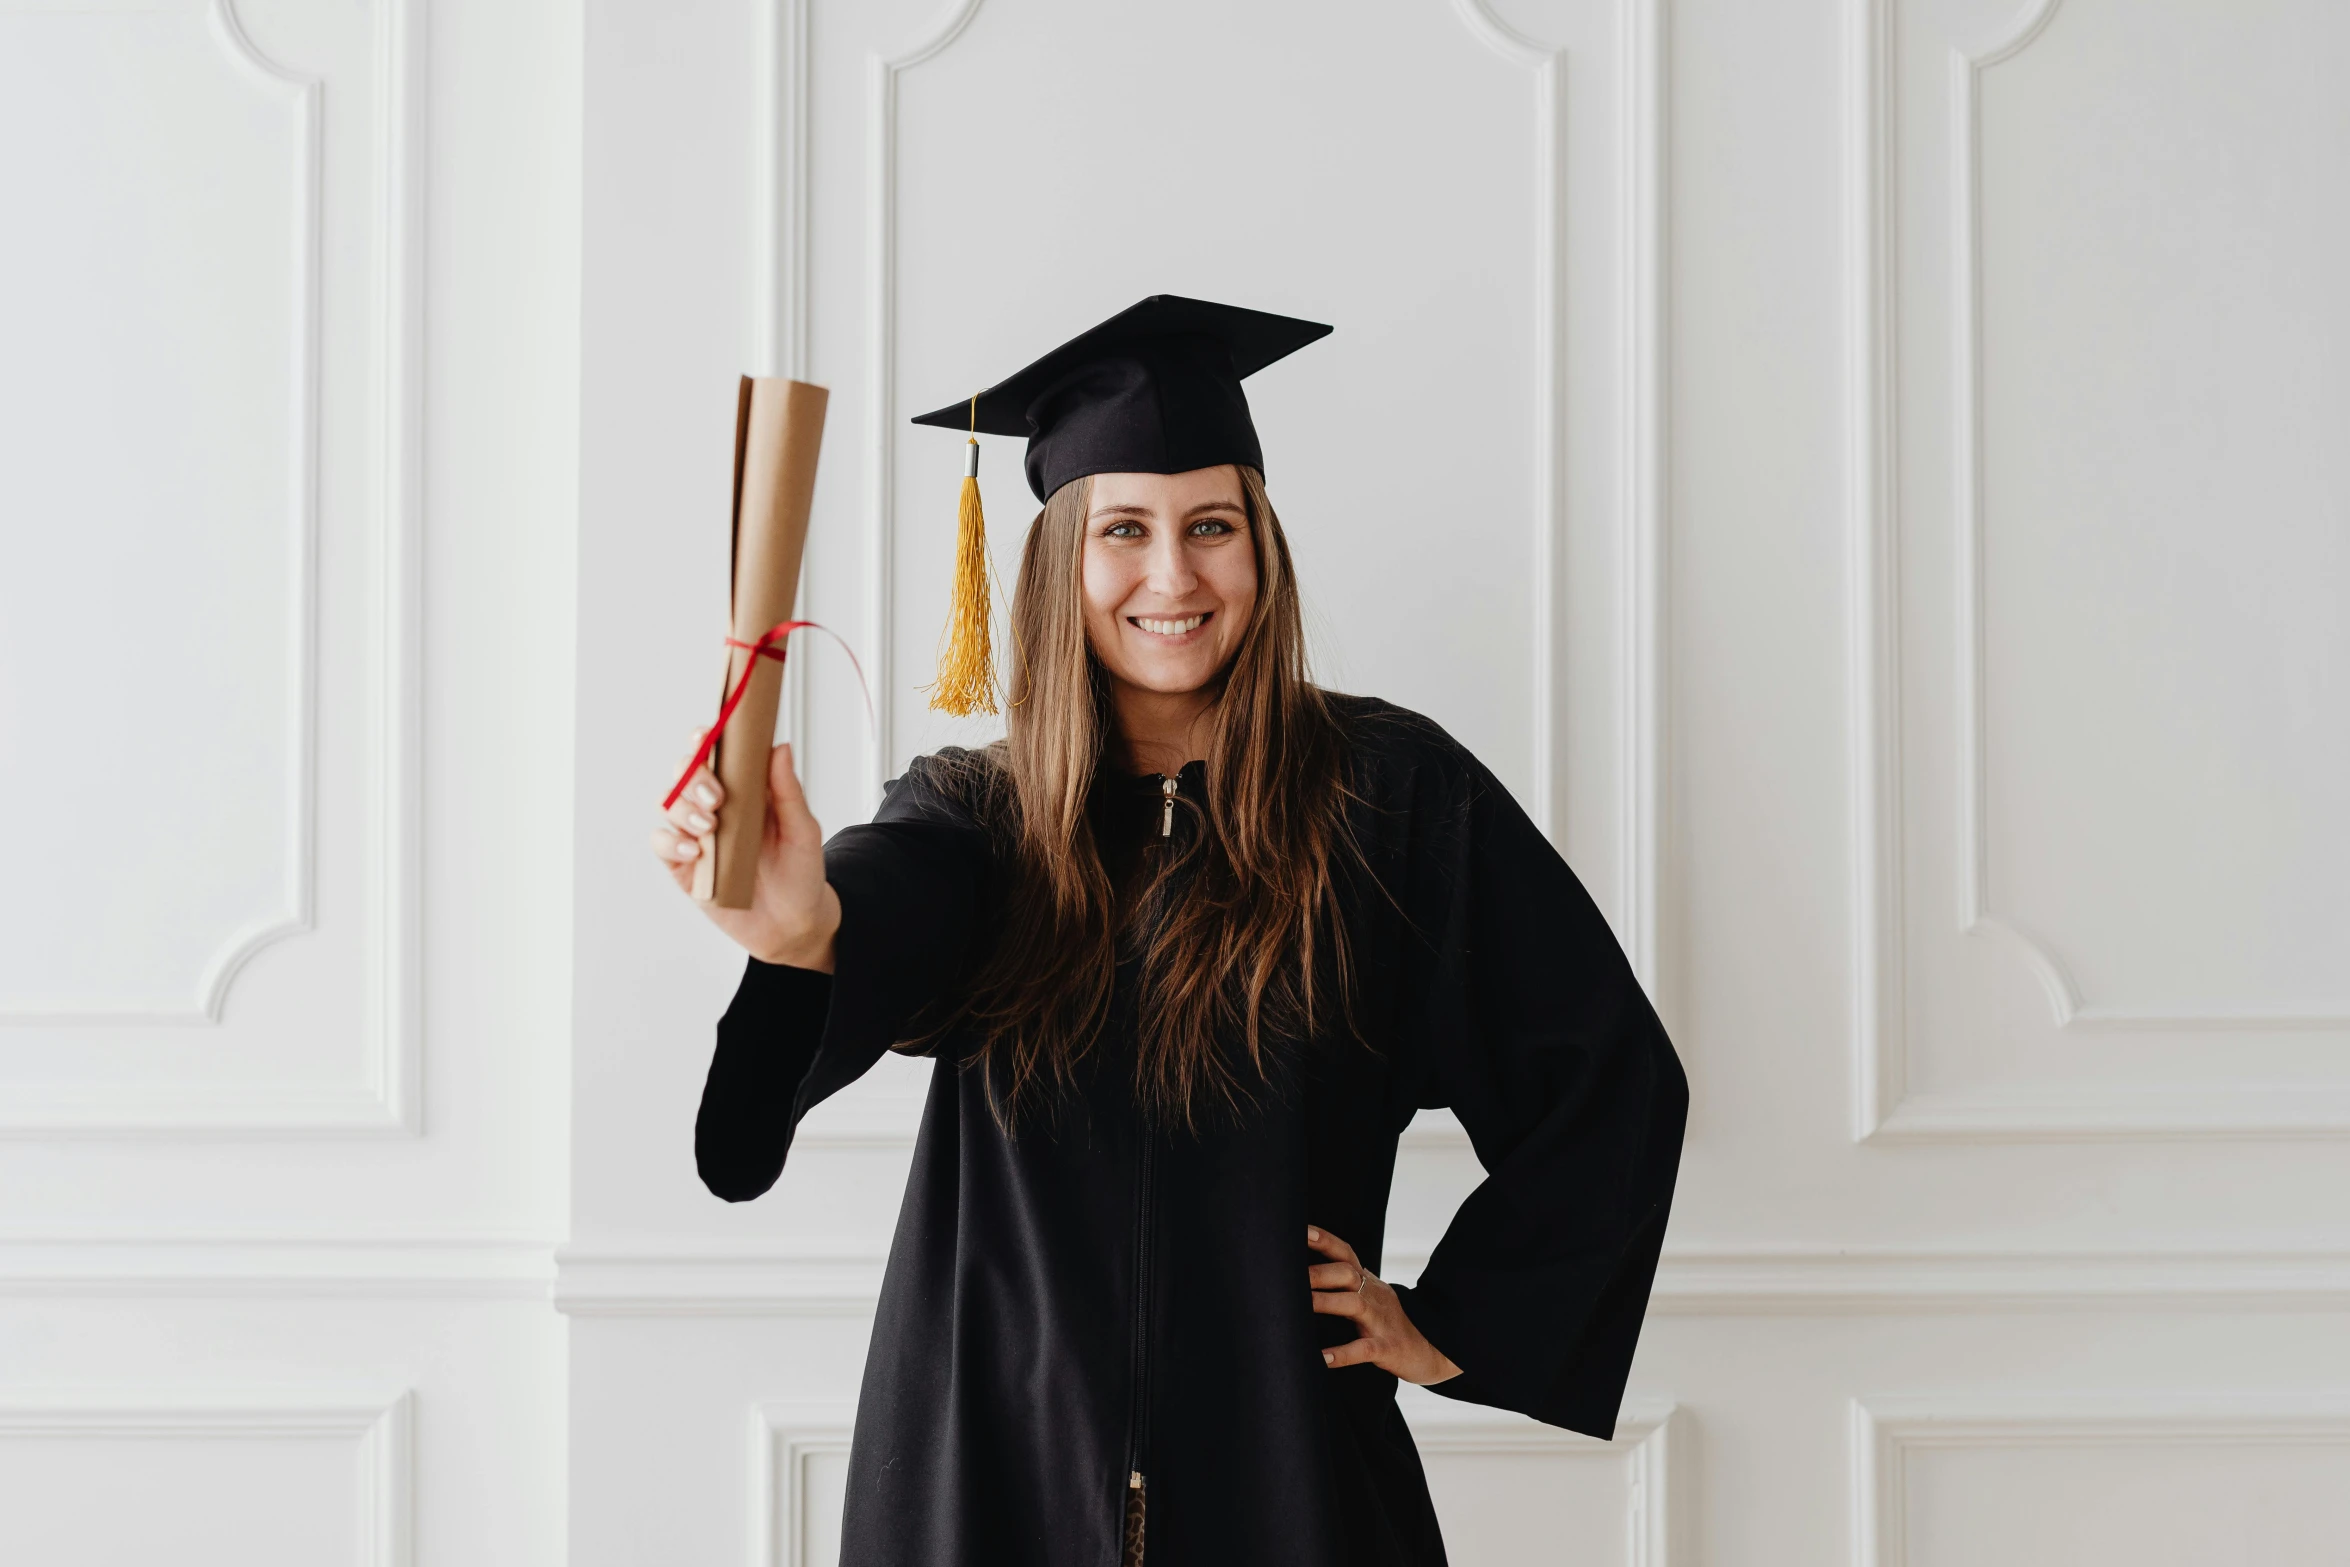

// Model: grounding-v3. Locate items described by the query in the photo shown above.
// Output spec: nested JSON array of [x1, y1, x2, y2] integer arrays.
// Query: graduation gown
[[694, 695, 1688, 1567]]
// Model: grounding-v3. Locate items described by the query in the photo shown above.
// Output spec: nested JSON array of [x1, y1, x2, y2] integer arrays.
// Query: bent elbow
[[694, 1118, 789, 1203], [696, 1154, 782, 1204]]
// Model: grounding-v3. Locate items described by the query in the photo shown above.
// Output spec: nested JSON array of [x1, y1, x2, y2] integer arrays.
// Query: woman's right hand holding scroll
[[653, 740, 841, 972]]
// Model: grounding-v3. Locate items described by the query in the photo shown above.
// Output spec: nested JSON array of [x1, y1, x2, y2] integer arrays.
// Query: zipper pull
[[1159, 775, 1177, 838]]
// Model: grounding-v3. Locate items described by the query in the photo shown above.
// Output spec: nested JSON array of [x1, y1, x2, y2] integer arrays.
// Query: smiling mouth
[[1131, 613, 1210, 638]]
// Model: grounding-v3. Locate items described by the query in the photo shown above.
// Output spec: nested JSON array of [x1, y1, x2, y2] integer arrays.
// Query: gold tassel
[[929, 405, 997, 716]]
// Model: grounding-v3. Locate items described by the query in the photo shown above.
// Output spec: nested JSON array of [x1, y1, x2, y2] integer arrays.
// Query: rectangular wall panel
[[0, 1391, 411, 1567], [0, 0, 423, 1134], [1857, 1396, 2350, 1567], [1850, 0, 2350, 1140]]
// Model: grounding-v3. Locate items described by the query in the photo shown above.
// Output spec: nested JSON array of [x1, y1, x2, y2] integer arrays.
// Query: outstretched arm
[[669, 748, 991, 1203]]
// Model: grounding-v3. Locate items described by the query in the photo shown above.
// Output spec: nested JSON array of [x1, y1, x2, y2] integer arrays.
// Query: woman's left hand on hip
[[1306, 1225, 1463, 1386]]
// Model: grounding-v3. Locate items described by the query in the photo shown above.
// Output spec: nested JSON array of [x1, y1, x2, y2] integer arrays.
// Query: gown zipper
[[1124, 772, 1179, 1565], [1123, 1126, 1157, 1565]]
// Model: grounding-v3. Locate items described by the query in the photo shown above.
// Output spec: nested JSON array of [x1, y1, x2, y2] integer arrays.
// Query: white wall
[[565, 0, 2350, 1560], [9, 0, 2347, 1562], [0, 0, 579, 1560]]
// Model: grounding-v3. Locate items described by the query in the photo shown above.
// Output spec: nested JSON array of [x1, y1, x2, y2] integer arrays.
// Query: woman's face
[[1080, 466, 1259, 699]]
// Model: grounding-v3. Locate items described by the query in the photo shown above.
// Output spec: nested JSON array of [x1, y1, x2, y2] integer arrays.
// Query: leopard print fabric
[[1120, 1475, 1147, 1567]]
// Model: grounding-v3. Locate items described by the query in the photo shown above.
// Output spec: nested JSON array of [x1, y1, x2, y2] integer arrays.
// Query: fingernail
[[686, 812, 712, 832], [1321, 1351, 1334, 1365], [692, 785, 718, 807], [673, 840, 699, 860], [1306, 1227, 1320, 1242]]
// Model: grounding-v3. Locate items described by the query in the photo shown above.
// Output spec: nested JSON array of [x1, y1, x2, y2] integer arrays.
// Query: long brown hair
[[933, 466, 1357, 1130]]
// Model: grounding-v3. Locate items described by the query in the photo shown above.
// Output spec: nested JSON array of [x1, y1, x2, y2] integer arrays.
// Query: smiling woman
[[653, 296, 1688, 1567], [952, 458, 1351, 1131]]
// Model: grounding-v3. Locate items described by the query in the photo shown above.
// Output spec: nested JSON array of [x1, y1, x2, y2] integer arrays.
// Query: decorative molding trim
[[0, 1388, 414, 1567], [752, 1399, 857, 1567], [1852, 1392, 2350, 1567], [1446, 0, 1566, 852], [206, 0, 321, 1027], [1870, 1085, 2350, 1144], [1843, 0, 2349, 1142], [0, 1082, 416, 1141], [555, 1242, 886, 1318], [0, 1234, 554, 1298], [1652, 1244, 2350, 1314], [756, 0, 812, 748], [753, 0, 810, 385], [553, 1241, 2350, 1319], [1403, 1390, 1683, 1567], [1619, 0, 1668, 999], [863, 0, 988, 805], [1447, 0, 1667, 995], [1842, 0, 1903, 1144], [365, 0, 427, 1137], [0, 0, 426, 1136]]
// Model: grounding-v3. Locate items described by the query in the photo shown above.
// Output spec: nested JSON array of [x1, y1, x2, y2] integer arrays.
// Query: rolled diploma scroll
[[695, 376, 829, 907]]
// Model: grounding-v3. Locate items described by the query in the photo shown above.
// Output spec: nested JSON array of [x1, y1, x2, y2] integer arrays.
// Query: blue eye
[[1104, 521, 1144, 538], [1189, 518, 1235, 537]]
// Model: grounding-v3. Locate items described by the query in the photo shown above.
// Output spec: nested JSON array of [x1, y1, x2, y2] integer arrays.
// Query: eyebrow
[[1087, 500, 1247, 521]]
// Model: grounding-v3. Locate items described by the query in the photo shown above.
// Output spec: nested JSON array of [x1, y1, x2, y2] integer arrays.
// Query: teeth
[[1136, 614, 1205, 636]]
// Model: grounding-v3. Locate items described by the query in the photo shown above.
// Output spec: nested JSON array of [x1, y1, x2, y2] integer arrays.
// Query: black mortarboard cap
[[911, 295, 1333, 502]]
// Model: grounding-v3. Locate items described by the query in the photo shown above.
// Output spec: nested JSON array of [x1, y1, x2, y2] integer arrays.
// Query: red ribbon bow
[[662, 620, 870, 810]]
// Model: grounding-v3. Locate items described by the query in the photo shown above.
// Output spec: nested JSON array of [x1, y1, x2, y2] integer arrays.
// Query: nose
[[1141, 527, 1198, 601]]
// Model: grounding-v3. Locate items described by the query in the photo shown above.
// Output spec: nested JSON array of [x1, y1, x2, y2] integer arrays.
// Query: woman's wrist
[[750, 885, 841, 973], [752, 938, 834, 973]]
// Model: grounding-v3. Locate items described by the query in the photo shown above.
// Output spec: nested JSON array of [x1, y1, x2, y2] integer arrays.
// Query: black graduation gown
[[695, 696, 1688, 1567]]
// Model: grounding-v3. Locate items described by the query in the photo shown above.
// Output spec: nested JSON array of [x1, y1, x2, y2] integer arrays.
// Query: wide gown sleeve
[[693, 758, 992, 1202], [1389, 751, 1689, 1439]]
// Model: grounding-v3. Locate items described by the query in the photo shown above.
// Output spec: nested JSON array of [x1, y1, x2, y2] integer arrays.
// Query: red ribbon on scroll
[[661, 621, 872, 811]]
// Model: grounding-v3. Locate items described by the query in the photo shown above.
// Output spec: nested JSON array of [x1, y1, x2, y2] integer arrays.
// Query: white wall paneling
[[2, 0, 574, 1556], [1846, 0, 2350, 1141], [0, 0, 320, 1029], [1408, 1391, 1683, 1567], [752, 1399, 856, 1567], [571, 8, 1676, 1558], [745, 1391, 1683, 1567], [554, 1242, 2350, 1319], [844, 0, 1665, 965], [568, 0, 1654, 1207], [756, 0, 813, 748], [1451, 0, 1668, 992], [537, 0, 2350, 1560], [0, 0, 425, 1135], [571, 0, 1666, 1313], [0, 1233, 554, 1299], [0, 1387, 413, 1567], [856, 0, 981, 808], [1853, 1394, 2350, 1567]]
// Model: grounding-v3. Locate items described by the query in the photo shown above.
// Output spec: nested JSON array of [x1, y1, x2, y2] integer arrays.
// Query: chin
[[1126, 665, 1220, 696], [1114, 648, 1226, 694]]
